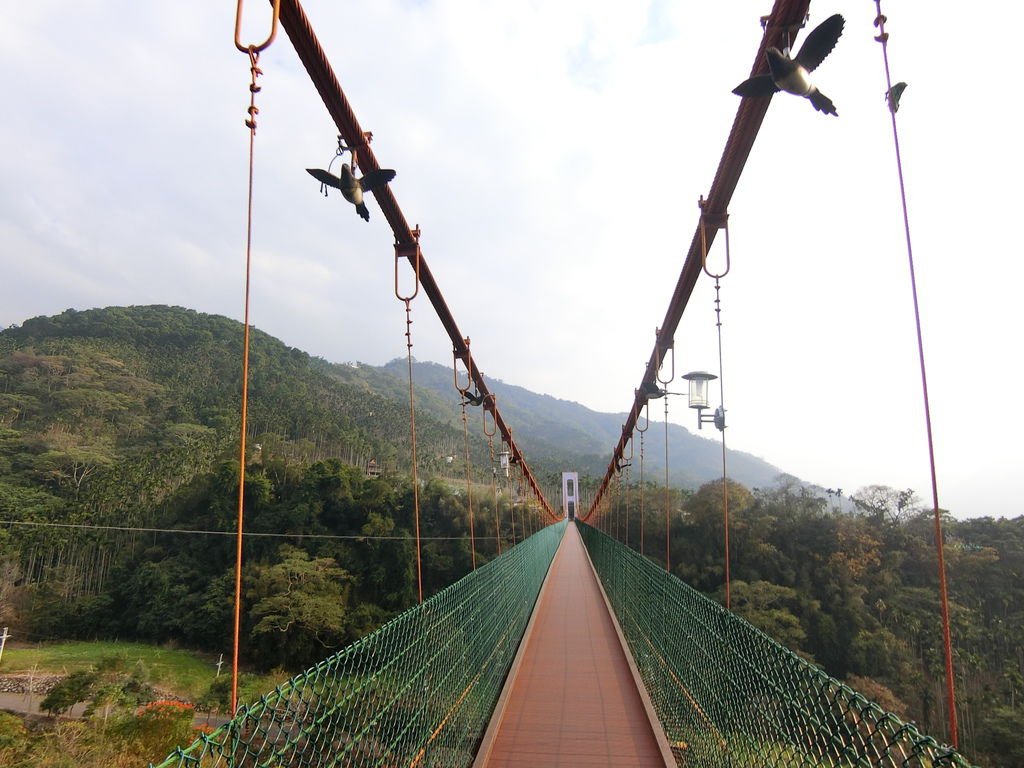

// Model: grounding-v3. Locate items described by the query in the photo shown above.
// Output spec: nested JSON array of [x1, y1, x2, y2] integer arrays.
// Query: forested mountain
[[377, 357, 785, 489], [1, 306, 1022, 765], [0, 305, 539, 660], [0, 304, 784, 501]]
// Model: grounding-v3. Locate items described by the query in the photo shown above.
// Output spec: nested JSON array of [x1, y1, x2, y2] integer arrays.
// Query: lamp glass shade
[[687, 378, 710, 409], [682, 370, 717, 409]]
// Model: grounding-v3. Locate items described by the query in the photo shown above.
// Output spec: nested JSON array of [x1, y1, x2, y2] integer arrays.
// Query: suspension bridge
[[150, 0, 970, 765]]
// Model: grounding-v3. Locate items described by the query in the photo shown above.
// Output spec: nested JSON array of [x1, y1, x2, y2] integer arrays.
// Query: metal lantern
[[682, 371, 717, 410]]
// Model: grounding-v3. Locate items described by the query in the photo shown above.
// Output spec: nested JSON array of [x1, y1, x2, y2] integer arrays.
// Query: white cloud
[[2, 1, 1021, 518]]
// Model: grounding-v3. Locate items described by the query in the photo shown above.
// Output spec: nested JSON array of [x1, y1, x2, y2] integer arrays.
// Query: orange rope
[[639, 432, 645, 553], [229, 42, 267, 716], [229, 0, 279, 715], [872, 4, 957, 746], [610, 475, 618, 540], [460, 400, 476, 569], [637, 401, 649, 558], [655, 332, 675, 572], [396, 236, 424, 603], [484, 397, 501, 547], [454, 344, 477, 568], [618, 468, 626, 548], [663, 396, 671, 573], [495, 499, 502, 555], [721, 450, 730, 611], [403, 300, 423, 602], [489, 436, 499, 543], [702, 224, 732, 611], [510, 483, 517, 546]]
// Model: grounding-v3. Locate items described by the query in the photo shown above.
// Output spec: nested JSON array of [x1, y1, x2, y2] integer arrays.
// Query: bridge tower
[[561, 471, 579, 520]]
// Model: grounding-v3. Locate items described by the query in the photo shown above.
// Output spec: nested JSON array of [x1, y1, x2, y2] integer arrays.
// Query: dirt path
[[0, 690, 231, 731], [0, 690, 88, 718]]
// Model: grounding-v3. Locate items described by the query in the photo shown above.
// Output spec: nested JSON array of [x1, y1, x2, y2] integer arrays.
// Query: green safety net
[[150, 520, 566, 768], [578, 522, 976, 768]]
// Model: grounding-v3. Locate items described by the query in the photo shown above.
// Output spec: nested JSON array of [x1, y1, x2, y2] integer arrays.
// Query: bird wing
[[358, 169, 397, 193], [808, 90, 838, 116], [732, 74, 779, 98], [795, 13, 844, 72], [306, 168, 342, 190], [887, 81, 908, 113]]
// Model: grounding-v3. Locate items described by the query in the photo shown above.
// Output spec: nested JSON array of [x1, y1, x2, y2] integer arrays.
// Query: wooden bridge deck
[[475, 522, 673, 767]]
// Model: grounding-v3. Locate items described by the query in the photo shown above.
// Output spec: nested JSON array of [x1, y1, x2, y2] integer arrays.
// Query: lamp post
[[682, 369, 730, 608]]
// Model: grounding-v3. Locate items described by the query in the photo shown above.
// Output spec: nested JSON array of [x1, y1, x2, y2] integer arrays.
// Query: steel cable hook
[[634, 399, 650, 434], [326, 136, 350, 177], [453, 338, 473, 396], [395, 227, 422, 302], [482, 394, 497, 438], [699, 197, 731, 280], [234, 0, 281, 54], [655, 328, 675, 386]]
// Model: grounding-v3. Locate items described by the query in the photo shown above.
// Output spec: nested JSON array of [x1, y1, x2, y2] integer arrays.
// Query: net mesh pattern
[[149, 520, 566, 768], [578, 522, 974, 768]]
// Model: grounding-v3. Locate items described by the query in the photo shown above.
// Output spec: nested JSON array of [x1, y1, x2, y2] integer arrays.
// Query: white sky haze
[[1, 2, 1021, 519]]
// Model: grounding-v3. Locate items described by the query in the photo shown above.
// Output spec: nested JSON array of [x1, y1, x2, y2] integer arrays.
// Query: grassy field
[[0, 641, 287, 704]]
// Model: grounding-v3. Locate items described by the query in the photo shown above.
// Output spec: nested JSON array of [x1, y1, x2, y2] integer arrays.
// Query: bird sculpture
[[307, 163, 396, 221], [886, 81, 908, 113], [463, 391, 486, 407], [639, 381, 666, 400], [732, 13, 845, 116]]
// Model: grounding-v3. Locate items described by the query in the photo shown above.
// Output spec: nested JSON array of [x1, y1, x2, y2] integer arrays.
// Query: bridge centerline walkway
[[475, 522, 673, 767]]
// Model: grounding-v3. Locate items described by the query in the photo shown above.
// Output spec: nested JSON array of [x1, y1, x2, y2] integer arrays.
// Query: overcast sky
[[2, 2, 1021, 519]]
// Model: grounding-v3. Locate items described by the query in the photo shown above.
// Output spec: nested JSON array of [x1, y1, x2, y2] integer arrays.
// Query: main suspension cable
[[583, 0, 814, 522]]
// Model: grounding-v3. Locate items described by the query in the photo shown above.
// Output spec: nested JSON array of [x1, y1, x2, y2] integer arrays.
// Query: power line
[[0, 519, 494, 542]]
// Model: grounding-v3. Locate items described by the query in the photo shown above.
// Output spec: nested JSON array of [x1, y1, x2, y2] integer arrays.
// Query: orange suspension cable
[[616, 475, 623, 541], [636, 401, 649, 558], [396, 233, 424, 603], [663, 396, 671, 572], [497, 466, 509, 557], [701, 205, 733, 610], [610, 471, 618, 540], [229, 0, 278, 714], [496, 441, 509, 556], [487, 432, 499, 543], [454, 341, 477, 569], [872, 4, 957, 747], [459, 399, 476, 569], [482, 393, 501, 548], [582, 1, 814, 522], [618, 436, 626, 548], [510, 479, 517, 546], [656, 333, 675, 573]]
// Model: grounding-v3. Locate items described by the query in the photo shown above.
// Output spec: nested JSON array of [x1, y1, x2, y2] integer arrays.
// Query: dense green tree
[[246, 545, 352, 670], [40, 670, 97, 716], [726, 580, 809, 653]]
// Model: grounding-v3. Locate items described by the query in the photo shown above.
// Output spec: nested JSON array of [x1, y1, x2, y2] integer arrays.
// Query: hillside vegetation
[[0, 306, 1021, 766]]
